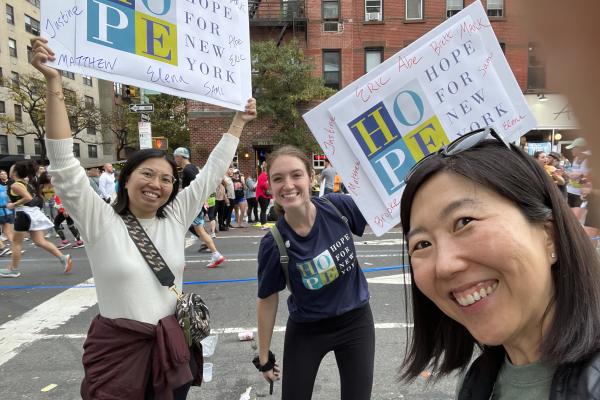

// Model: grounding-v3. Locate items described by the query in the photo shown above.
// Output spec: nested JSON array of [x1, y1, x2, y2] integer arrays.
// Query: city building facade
[[188, 0, 576, 177], [0, 0, 114, 168]]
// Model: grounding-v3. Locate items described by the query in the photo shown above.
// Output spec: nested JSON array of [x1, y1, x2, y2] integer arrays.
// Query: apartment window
[[323, 0, 339, 20], [6, 4, 14, 25], [85, 96, 94, 108], [14, 105, 22, 123], [0, 136, 8, 155], [34, 139, 41, 155], [60, 70, 75, 80], [406, 0, 423, 20], [83, 75, 93, 86], [487, 0, 503, 18], [0, 101, 5, 114], [113, 82, 123, 96], [26, 0, 40, 7], [27, 46, 34, 62], [69, 115, 77, 131], [528, 42, 546, 90], [16, 137, 24, 155], [0, 67, 3, 79], [24, 15, 40, 35], [64, 89, 77, 106], [88, 144, 98, 159], [11, 71, 19, 89], [87, 122, 96, 135], [365, 0, 382, 21], [323, 50, 341, 90], [73, 143, 80, 158], [9, 39, 17, 58], [446, 0, 463, 18], [365, 48, 383, 73]]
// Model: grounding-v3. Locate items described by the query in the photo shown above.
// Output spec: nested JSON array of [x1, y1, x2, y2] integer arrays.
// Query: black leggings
[[282, 304, 375, 400], [247, 197, 258, 222], [215, 200, 227, 228], [258, 196, 270, 225], [54, 213, 80, 241]]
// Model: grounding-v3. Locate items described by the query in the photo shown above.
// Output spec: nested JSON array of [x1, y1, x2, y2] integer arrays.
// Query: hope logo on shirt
[[295, 233, 356, 290]]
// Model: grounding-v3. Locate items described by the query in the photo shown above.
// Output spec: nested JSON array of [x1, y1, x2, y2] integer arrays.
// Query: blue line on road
[[0, 265, 409, 291]]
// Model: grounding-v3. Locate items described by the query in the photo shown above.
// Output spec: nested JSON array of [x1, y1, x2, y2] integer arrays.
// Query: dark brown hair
[[399, 139, 600, 380]]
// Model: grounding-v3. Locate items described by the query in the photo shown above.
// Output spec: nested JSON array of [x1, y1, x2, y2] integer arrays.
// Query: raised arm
[[30, 37, 70, 140]]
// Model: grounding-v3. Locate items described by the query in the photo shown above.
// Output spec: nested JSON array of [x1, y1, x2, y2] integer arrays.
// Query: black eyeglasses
[[404, 127, 511, 184]]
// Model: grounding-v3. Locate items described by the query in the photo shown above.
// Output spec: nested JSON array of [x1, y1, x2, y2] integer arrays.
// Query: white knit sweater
[[46, 134, 239, 324]]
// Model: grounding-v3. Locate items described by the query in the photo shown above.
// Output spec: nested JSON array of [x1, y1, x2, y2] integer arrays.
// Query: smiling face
[[407, 172, 556, 356], [269, 155, 312, 211], [124, 157, 175, 219]]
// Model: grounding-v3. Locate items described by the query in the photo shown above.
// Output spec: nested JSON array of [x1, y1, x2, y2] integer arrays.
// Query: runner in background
[[173, 147, 225, 268]]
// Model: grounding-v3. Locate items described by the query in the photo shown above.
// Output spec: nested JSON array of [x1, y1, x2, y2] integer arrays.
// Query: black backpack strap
[[458, 346, 505, 400], [320, 196, 349, 228], [270, 224, 292, 293], [121, 212, 176, 289]]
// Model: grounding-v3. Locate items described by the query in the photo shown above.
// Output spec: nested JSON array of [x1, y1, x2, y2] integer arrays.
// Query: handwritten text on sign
[[303, 1, 536, 235], [42, 0, 252, 111]]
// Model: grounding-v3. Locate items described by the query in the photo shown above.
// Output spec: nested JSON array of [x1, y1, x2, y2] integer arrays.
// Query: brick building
[[189, 0, 565, 176]]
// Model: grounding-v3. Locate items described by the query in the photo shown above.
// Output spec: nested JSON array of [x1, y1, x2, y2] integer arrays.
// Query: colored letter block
[[370, 139, 416, 195], [403, 116, 450, 161], [348, 102, 401, 158], [135, 12, 178, 65], [87, 0, 178, 66]]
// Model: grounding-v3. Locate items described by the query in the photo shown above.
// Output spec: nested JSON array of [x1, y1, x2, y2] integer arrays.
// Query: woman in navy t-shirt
[[255, 145, 375, 399]]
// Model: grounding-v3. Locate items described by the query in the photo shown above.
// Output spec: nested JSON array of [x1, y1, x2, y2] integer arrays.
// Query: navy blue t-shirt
[[257, 193, 369, 322]]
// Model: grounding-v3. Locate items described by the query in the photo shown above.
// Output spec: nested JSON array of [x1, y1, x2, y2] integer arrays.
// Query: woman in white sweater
[[30, 37, 256, 399]]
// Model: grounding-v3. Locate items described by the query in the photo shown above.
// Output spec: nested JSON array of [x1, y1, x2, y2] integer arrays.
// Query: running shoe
[[60, 254, 73, 273], [0, 247, 10, 257], [5, 249, 25, 255], [57, 241, 72, 250], [211, 232, 217, 239], [72, 240, 85, 249], [0, 268, 20, 278], [198, 244, 210, 253], [207, 254, 225, 268]]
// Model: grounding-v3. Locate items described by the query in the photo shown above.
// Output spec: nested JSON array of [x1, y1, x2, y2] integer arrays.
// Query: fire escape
[[248, 0, 308, 45]]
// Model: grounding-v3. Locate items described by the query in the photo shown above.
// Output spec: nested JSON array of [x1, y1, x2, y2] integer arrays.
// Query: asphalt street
[[0, 226, 458, 399]]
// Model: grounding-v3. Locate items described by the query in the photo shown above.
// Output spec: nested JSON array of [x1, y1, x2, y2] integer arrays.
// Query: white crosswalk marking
[[0, 278, 97, 366], [367, 273, 412, 285]]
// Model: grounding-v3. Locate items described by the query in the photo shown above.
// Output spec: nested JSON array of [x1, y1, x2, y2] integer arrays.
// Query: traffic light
[[152, 137, 168, 150], [123, 85, 139, 101]]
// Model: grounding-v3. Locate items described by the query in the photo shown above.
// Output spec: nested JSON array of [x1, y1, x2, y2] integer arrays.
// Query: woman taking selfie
[[400, 128, 600, 399], [30, 37, 256, 399]]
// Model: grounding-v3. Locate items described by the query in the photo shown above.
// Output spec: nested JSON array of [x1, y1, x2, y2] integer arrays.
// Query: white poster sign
[[138, 121, 152, 149], [303, 1, 536, 236], [41, 0, 252, 111]]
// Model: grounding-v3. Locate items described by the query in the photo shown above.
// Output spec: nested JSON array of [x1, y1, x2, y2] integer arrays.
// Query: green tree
[[0, 73, 103, 161], [251, 40, 335, 153], [144, 93, 189, 152], [102, 102, 139, 160], [104, 93, 189, 159]]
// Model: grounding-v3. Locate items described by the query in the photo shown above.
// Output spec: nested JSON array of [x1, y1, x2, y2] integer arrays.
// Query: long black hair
[[112, 149, 179, 219], [399, 139, 600, 380]]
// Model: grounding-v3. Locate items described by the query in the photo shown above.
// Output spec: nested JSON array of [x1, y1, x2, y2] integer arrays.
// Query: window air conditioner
[[366, 12, 382, 21]]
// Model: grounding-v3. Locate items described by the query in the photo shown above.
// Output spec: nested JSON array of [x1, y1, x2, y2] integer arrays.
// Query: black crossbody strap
[[121, 212, 176, 288]]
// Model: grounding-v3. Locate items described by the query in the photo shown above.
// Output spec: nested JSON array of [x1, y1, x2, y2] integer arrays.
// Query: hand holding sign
[[29, 37, 60, 81], [41, 0, 252, 111], [303, 1, 536, 235]]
